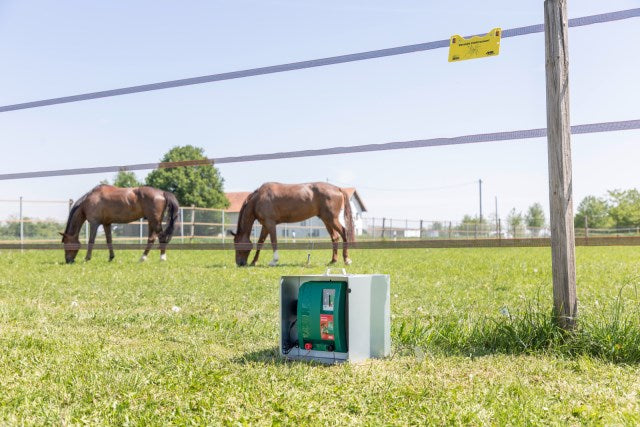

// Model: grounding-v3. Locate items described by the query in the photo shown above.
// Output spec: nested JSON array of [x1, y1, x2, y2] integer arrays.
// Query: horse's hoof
[[269, 261, 278, 267], [160, 254, 167, 262], [109, 256, 115, 262], [140, 255, 148, 262], [84, 258, 91, 262], [344, 258, 352, 265], [328, 260, 338, 265]]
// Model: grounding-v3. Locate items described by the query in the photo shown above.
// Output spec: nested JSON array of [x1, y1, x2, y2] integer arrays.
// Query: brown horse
[[230, 182, 355, 266], [60, 184, 179, 264]]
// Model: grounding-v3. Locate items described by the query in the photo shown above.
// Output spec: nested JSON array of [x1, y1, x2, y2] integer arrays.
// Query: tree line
[[457, 188, 640, 235], [574, 189, 640, 229]]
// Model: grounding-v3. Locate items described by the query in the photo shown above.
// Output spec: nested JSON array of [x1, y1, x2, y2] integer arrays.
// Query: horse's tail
[[160, 191, 180, 242], [341, 189, 355, 243]]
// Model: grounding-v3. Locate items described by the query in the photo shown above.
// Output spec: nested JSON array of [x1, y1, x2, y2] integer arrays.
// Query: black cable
[[282, 319, 298, 355]]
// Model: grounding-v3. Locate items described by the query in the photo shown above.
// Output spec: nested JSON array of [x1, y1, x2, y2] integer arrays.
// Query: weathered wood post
[[545, 0, 577, 329]]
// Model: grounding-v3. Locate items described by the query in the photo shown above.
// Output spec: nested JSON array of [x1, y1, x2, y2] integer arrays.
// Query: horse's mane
[[64, 185, 102, 234], [236, 190, 257, 235]]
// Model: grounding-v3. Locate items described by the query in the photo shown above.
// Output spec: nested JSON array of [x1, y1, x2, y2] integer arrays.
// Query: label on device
[[320, 314, 334, 340], [322, 289, 335, 311]]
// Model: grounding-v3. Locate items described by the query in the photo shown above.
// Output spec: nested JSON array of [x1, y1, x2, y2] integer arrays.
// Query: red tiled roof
[[224, 192, 252, 213], [342, 188, 367, 212]]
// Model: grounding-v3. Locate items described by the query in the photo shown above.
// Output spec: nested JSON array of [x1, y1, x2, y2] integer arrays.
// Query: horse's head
[[60, 232, 80, 264], [230, 230, 251, 266]]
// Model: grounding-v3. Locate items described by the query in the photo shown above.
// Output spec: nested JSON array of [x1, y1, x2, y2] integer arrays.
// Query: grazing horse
[[231, 182, 355, 266], [60, 185, 179, 264]]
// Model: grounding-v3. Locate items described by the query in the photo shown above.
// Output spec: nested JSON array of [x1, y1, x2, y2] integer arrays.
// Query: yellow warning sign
[[448, 28, 501, 62]]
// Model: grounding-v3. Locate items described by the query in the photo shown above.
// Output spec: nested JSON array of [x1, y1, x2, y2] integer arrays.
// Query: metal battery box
[[280, 270, 390, 363]]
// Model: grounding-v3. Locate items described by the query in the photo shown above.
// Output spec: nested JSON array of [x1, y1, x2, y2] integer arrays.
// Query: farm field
[[1, 247, 640, 425]]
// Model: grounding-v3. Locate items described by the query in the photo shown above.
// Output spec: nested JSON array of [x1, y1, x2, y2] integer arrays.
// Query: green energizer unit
[[297, 281, 348, 353]]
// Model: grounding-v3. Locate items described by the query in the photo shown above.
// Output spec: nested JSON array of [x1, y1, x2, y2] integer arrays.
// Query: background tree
[[0, 216, 61, 239], [574, 195, 612, 229], [525, 203, 546, 236], [113, 170, 141, 188], [607, 189, 640, 228], [460, 214, 484, 225], [146, 145, 229, 208], [99, 170, 141, 188], [506, 208, 524, 237]]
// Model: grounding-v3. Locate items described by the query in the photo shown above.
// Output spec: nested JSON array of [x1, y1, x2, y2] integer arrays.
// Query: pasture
[[1, 247, 640, 424]]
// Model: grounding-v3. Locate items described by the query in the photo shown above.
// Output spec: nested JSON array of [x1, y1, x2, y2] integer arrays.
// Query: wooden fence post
[[545, 0, 577, 330], [381, 218, 386, 239]]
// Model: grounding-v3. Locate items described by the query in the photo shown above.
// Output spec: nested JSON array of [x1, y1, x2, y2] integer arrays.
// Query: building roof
[[225, 192, 252, 213], [224, 187, 367, 213], [342, 188, 367, 212]]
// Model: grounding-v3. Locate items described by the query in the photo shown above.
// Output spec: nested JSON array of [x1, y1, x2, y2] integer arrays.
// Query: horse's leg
[[84, 223, 99, 261], [266, 223, 279, 266], [321, 219, 339, 264], [104, 224, 115, 261], [156, 221, 168, 261], [250, 227, 269, 266], [141, 220, 158, 262], [331, 219, 352, 265]]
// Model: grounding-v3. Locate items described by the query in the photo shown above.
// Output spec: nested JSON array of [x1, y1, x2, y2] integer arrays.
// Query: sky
[[1, 0, 639, 222]]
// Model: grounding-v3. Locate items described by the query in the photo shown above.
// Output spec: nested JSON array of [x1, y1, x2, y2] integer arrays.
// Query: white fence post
[[180, 207, 184, 243], [19, 196, 24, 252], [190, 205, 195, 241]]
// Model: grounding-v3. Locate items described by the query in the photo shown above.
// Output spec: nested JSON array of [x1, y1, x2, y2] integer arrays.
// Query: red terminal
[[304, 343, 313, 350]]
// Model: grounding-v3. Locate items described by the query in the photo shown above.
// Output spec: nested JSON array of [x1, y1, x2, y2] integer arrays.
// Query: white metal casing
[[280, 272, 390, 363]]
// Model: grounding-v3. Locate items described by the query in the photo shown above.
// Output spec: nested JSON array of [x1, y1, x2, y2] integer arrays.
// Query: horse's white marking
[[140, 255, 148, 262], [338, 208, 346, 228], [344, 258, 352, 265], [269, 250, 279, 266], [160, 254, 167, 261]]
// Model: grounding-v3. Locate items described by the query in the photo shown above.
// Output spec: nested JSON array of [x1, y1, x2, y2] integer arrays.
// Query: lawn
[[1, 247, 639, 424]]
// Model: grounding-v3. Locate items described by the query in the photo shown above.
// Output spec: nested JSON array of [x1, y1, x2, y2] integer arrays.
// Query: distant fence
[[2, 198, 639, 246]]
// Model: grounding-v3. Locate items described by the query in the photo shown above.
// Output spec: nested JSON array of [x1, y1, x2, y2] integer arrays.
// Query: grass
[[1, 247, 640, 424]]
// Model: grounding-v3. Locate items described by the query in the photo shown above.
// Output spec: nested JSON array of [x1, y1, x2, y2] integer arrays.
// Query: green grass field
[[1, 247, 640, 425]]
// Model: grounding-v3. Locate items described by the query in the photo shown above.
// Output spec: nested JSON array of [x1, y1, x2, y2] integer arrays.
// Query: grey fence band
[[6, 235, 640, 251], [0, 8, 638, 114], [0, 118, 638, 181]]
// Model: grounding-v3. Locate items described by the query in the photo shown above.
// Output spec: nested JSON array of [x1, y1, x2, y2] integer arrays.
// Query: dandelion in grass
[[172, 306, 181, 313], [499, 307, 510, 317], [71, 300, 78, 307]]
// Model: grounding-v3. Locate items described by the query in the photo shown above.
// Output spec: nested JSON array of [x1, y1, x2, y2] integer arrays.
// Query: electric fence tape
[[0, 8, 638, 113]]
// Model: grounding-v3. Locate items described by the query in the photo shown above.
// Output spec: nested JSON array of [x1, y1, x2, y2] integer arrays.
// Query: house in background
[[224, 188, 367, 238]]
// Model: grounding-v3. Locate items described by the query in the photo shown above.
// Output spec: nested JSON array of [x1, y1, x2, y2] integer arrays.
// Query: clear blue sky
[[1, 0, 639, 222]]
